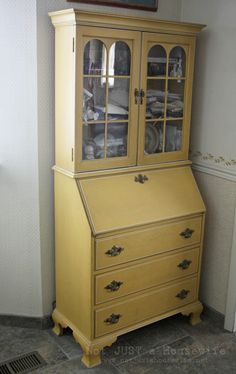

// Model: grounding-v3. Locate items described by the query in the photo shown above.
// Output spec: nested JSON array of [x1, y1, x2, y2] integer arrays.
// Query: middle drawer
[[95, 247, 199, 304]]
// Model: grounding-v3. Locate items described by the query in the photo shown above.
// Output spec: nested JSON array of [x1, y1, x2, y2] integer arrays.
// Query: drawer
[[95, 277, 198, 337], [95, 217, 202, 270], [95, 247, 199, 304]]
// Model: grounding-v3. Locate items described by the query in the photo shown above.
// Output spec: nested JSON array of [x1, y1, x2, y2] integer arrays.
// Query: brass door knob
[[176, 289, 190, 299], [178, 259, 192, 270], [180, 228, 194, 239], [105, 245, 124, 257], [104, 313, 121, 325], [105, 280, 123, 292], [134, 174, 148, 184]]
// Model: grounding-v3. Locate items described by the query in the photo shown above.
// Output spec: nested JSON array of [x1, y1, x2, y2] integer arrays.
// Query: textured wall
[[182, 0, 236, 314], [0, 0, 43, 316], [194, 171, 236, 314]]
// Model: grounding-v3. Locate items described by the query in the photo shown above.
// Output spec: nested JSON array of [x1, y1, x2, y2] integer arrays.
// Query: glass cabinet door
[[139, 33, 195, 165], [77, 28, 140, 171]]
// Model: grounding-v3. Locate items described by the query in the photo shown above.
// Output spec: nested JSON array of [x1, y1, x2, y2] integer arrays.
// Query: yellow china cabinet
[[49, 9, 206, 368]]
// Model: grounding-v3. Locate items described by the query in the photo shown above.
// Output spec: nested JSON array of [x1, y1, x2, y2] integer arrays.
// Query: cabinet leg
[[52, 309, 64, 336], [181, 301, 203, 326], [52, 321, 64, 336], [73, 331, 117, 368], [81, 350, 102, 368]]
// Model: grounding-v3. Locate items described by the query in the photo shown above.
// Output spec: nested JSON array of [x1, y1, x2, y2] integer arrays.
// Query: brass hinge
[[71, 148, 74, 162], [72, 37, 75, 52]]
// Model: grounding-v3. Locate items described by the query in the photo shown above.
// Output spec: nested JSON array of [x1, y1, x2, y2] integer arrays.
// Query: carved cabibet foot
[[181, 301, 203, 326], [73, 331, 117, 368], [52, 309, 67, 336]]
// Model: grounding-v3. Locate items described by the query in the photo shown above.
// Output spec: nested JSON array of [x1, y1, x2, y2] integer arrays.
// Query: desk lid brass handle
[[180, 228, 194, 239], [105, 245, 124, 257], [178, 259, 192, 270], [104, 313, 121, 325], [176, 289, 190, 299], [105, 280, 123, 292], [135, 174, 148, 184]]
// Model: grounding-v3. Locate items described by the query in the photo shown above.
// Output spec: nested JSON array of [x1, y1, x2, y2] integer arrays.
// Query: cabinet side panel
[[55, 25, 75, 171], [54, 172, 92, 338]]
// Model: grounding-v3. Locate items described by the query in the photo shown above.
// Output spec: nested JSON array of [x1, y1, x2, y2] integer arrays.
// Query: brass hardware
[[134, 88, 139, 104], [176, 289, 190, 299], [71, 147, 74, 162], [178, 259, 192, 270], [180, 228, 194, 239], [135, 174, 148, 184], [105, 245, 124, 257], [105, 280, 123, 292], [140, 89, 145, 104], [104, 313, 121, 325], [72, 37, 75, 52], [134, 89, 145, 105]]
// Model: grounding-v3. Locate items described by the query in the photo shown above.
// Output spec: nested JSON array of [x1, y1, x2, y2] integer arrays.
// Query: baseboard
[[0, 314, 53, 330], [202, 303, 225, 326]]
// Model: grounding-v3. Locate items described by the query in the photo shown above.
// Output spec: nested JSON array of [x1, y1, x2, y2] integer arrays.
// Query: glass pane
[[83, 77, 106, 121], [108, 78, 129, 120], [109, 42, 131, 76], [147, 45, 167, 77], [168, 46, 186, 78], [146, 80, 166, 119], [83, 123, 105, 160], [107, 123, 128, 158], [167, 80, 184, 118], [145, 122, 164, 155], [83, 39, 107, 75], [165, 121, 182, 152]]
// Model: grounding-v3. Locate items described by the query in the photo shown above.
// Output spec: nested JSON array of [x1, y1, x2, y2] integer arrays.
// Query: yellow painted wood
[[50, 9, 205, 174], [54, 171, 93, 339], [95, 217, 201, 269], [96, 247, 199, 303], [50, 10, 206, 367], [52, 160, 192, 179], [138, 33, 196, 166], [54, 24, 76, 172], [95, 276, 198, 337], [49, 9, 205, 36], [78, 166, 205, 235], [74, 26, 141, 172]]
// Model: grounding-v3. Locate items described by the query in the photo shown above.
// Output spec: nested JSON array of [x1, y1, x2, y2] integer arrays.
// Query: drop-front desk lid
[[77, 166, 205, 235]]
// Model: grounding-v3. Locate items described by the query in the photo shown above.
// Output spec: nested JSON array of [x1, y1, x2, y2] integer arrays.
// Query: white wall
[[181, 0, 236, 314], [0, 0, 43, 316]]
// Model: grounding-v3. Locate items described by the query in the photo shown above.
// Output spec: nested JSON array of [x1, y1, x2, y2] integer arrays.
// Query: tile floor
[[0, 313, 235, 373]]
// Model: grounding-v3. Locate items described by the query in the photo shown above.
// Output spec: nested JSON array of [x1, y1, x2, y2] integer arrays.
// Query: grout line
[[114, 333, 190, 368], [46, 331, 82, 361]]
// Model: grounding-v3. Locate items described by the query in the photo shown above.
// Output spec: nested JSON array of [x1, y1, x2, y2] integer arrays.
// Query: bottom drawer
[[95, 277, 198, 337]]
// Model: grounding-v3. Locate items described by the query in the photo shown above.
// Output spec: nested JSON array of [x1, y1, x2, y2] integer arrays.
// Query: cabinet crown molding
[[49, 8, 205, 35]]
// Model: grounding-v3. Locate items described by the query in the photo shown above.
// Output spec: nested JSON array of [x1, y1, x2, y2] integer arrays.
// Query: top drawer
[[95, 216, 202, 270]]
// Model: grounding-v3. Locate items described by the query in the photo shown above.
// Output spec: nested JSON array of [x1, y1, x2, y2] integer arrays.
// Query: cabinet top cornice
[[49, 8, 205, 35]]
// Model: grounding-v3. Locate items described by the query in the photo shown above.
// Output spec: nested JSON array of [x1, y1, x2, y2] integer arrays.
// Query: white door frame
[[224, 206, 236, 332]]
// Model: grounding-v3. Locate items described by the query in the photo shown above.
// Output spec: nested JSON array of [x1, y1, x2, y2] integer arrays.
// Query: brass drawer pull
[[135, 174, 148, 184], [105, 245, 124, 257], [176, 289, 190, 299], [178, 259, 192, 270], [105, 280, 123, 292], [180, 228, 194, 239], [104, 313, 121, 325]]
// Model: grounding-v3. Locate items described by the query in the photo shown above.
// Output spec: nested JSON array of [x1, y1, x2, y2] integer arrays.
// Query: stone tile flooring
[[0, 313, 235, 373]]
